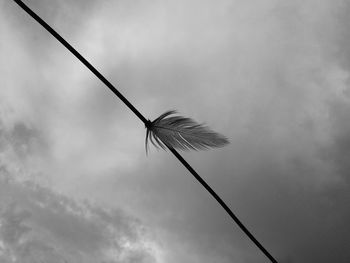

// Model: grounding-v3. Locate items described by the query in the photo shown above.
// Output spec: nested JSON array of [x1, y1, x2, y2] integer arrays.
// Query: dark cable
[[11, 1, 279, 262]]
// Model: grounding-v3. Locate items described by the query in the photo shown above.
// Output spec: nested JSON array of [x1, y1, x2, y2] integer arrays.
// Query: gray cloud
[[0, 117, 158, 263], [2, 0, 350, 262], [0, 178, 157, 263]]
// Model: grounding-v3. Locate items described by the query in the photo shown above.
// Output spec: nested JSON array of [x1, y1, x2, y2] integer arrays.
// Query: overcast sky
[[1, 0, 350, 262]]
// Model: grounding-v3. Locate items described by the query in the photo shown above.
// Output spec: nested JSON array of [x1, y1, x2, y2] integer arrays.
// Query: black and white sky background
[[1, 0, 350, 262]]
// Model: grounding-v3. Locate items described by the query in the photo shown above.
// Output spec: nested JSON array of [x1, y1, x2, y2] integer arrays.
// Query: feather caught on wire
[[145, 110, 229, 153]]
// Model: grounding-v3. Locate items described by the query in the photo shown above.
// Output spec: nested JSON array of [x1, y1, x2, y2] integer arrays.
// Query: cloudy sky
[[1, 0, 350, 262]]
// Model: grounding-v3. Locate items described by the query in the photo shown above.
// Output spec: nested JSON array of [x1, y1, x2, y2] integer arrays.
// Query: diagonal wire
[[12, 0, 148, 125], [11, 0, 279, 262]]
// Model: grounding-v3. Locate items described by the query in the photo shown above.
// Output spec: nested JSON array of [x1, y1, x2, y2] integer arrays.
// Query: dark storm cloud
[[322, 0, 350, 184], [323, 99, 350, 182]]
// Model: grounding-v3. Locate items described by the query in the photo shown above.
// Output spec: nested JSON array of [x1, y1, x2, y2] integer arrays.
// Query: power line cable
[[11, 1, 279, 262]]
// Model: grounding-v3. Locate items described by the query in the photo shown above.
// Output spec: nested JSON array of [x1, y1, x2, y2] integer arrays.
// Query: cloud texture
[[1, 0, 350, 262]]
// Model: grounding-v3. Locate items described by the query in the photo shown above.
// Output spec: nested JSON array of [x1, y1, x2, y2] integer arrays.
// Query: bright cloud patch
[[0, 178, 158, 263]]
